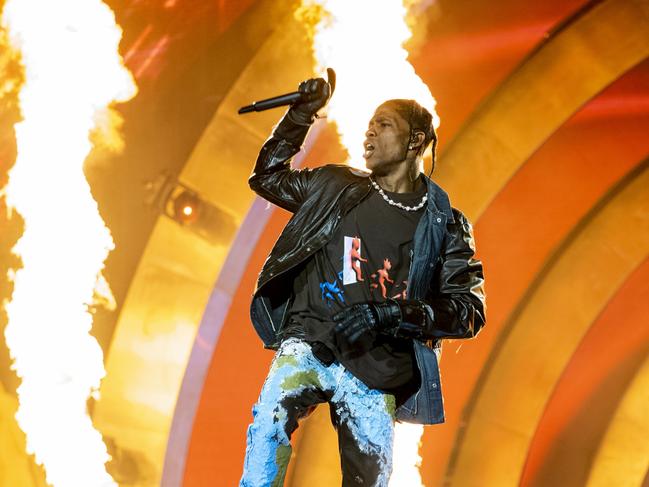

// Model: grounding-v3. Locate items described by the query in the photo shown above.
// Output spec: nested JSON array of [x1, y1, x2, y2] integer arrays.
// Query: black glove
[[288, 67, 336, 125], [332, 299, 402, 347]]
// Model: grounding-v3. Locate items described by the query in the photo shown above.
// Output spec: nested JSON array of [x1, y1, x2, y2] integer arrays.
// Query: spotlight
[[171, 190, 201, 225], [144, 173, 237, 245]]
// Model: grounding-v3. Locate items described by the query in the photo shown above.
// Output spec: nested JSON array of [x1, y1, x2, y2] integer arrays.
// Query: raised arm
[[248, 69, 335, 212]]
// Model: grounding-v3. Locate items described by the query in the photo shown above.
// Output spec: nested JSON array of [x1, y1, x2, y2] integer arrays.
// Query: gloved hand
[[332, 299, 402, 347], [288, 67, 336, 125]]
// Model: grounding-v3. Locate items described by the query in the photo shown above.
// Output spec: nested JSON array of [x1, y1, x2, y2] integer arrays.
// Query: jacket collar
[[422, 174, 455, 223]]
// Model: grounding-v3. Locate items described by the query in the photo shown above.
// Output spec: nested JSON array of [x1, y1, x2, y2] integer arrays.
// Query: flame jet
[[299, 0, 439, 171], [297, 0, 439, 485], [2, 0, 136, 485]]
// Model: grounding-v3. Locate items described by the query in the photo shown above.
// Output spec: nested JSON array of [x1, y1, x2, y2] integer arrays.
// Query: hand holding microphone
[[290, 67, 336, 124], [238, 68, 336, 124]]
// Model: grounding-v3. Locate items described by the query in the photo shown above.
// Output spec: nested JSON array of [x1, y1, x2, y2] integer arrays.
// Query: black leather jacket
[[248, 113, 486, 424]]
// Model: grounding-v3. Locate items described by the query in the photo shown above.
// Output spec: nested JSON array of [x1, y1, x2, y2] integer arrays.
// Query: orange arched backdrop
[[173, 3, 649, 486], [2, 1, 647, 486]]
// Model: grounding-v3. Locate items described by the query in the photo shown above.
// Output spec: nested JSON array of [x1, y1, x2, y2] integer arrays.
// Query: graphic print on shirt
[[370, 258, 395, 299], [320, 270, 345, 307], [340, 236, 410, 300], [343, 236, 367, 285]]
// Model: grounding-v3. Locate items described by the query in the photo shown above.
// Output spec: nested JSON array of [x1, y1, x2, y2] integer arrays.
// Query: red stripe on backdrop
[[520, 257, 649, 486], [411, 0, 588, 151]]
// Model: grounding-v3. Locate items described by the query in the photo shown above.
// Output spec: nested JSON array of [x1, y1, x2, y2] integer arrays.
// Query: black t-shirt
[[284, 180, 427, 395]]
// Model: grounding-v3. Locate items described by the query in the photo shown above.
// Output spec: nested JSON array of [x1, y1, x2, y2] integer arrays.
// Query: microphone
[[238, 91, 304, 114], [238, 68, 336, 115]]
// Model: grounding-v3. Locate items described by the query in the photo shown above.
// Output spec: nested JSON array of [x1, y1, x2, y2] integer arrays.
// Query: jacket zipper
[[260, 298, 275, 332], [407, 248, 415, 299]]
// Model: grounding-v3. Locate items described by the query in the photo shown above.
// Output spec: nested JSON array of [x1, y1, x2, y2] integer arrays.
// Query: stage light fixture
[[171, 190, 202, 225], [144, 173, 237, 246]]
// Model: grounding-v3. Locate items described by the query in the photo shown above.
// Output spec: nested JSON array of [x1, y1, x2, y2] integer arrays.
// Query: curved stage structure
[[0, 0, 647, 486]]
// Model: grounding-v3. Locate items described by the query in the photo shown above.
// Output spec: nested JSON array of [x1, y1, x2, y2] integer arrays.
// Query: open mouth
[[363, 142, 374, 159]]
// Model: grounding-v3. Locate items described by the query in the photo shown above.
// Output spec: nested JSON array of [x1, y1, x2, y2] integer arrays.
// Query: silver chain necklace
[[369, 178, 428, 212]]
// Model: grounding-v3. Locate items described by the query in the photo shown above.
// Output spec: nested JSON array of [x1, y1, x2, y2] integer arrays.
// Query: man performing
[[240, 70, 486, 487]]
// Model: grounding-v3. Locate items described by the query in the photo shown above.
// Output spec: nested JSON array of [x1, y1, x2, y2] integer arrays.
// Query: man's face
[[363, 103, 411, 174]]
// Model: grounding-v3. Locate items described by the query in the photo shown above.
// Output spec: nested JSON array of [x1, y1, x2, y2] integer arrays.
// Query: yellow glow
[[299, 0, 439, 170], [182, 205, 194, 216], [299, 0, 433, 484], [1, 0, 136, 485]]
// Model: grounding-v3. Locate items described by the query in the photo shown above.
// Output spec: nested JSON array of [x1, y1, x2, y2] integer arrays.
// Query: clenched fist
[[288, 67, 336, 125]]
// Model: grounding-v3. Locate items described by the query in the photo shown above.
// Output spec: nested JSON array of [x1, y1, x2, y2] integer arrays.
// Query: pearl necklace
[[369, 178, 428, 212]]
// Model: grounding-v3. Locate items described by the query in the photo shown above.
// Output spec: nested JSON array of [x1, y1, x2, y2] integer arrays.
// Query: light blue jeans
[[240, 338, 396, 487]]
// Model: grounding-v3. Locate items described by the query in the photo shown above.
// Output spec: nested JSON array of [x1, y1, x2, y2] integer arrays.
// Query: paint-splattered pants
[[240, 338, 396, 487]]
